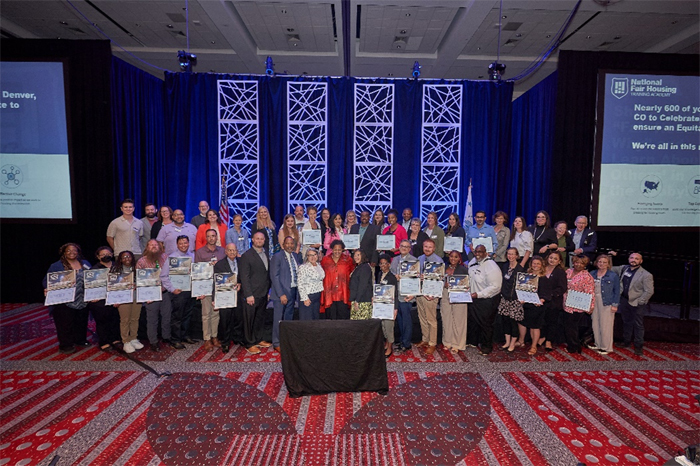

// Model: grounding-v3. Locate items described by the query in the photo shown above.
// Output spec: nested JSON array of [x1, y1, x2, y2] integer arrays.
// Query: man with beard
[[160, 235, 196, 348], [136, 239, 172, 352], [238, 232, 272, 354], [191, 200, 209, 229], [141, 203, 158, 250], [157, 209, 197, 255], [195, 229, 227, 351], [612, 252, 654, 355], [401, 208, 413, 231]]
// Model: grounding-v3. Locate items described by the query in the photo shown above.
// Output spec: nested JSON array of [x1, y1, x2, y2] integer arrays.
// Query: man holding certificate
[[136, 240, 171, 352], [413, 239, 443, 355], [160, 235, 195, 348], [390, 240, 417, 352], [467, 211, 498, 259], [194, 229, 227, 351], [467, 244, 502, 355], [213, 243, 242, 353], [270, 236, 302, 353]]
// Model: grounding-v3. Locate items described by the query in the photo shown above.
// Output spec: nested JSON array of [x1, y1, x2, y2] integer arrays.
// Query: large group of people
[[43, 199, 654, 358]]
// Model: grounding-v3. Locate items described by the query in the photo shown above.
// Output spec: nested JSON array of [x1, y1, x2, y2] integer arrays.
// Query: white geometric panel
[[218, 80, 259, 229], [355, 203, 392, 220], [354, 83, 394, 214], [420, 84, 462, 229], [287, 82, 328, 214]]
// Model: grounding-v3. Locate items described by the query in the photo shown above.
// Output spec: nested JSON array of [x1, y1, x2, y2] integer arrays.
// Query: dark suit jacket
[[238, 248, 271, 299], [350, 223, 381, 264], [269, 250, 301, 301], [349, 262, 374, 303], [212, 257, 240, 304], [568, 227, 598, 260]]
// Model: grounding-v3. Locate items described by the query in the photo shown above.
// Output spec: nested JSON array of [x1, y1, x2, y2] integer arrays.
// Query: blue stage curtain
[[110, 57, 167, 209], [508, 71, 557, 222]]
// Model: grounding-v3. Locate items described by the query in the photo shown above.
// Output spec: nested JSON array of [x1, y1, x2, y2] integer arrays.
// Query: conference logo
[[641, 175, 661, 198], [688, 176, 700, 198], [1, 164, 22, 188], [611, 78, 628, 99]]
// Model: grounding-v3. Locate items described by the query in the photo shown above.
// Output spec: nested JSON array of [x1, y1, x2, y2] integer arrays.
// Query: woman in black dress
[[498, 247, 525, 352]]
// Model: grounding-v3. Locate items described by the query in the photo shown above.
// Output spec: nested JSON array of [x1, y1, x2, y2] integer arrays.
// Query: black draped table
[[279, 319, 389, 398]]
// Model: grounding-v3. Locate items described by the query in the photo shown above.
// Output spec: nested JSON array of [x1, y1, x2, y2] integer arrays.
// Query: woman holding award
[[195, 209, 228, 250], [297, 248, 325, 320], [381, 209, 407, 256], [301, 206, 322, 257], [111, 251, 142, 354], [492, 211, 510, 264], [150, 205, 173, 241], [349, 249, 374, 320], [562, 255, 595, 354], [498, 248, 525, 352], [43, 243, 92, 354], [518, 256, 548, 356], [408, 218, 430, 258], [376, 254, 399, 357], [278, 214, 301, 253], [323, 213, 346, 255], [251, 205, 278, 257], [444, 213, 467, 263], [589, 254, 620, 355], [88, 246, 122, 352], [321, 239, 355, 319], [441, 250, 469, 353]]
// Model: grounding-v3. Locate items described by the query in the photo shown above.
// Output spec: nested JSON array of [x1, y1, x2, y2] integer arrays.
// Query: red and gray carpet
[[1, 303, 698, 465]]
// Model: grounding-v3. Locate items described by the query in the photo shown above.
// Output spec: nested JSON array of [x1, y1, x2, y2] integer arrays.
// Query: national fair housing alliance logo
[[611, 77, 628, 99]]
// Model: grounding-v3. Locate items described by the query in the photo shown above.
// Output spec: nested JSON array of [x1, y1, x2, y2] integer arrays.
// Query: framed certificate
[[515, 273, 540, 305], [215, 290, 237, 309], [105, 289, 133, 306], [191, 262, 213, 280], [343, 234, 360, 250], [449, 292, 472, 303], [302, 229, 322, 245], [170, 274, 191, 292], [423, 261, 445, 280], [84, 269, 108, 301], [136, 268, 162, 303], [45, 287, 76, 306], [168, 256, 192, 275], [106, 272, 134, 305], [137, 286, 162, 303], [376, 234, 395, 250], [444, 236, 464, 253], [447, 274, 469, 292], [421, 279, 443, 298], [372, 284, 395, 319], [214, 272, 237, 308], [45, 270, 77, 306], [399, 277, 421, 296], [192, 279, 213, 297], [565, 290, 593, 311], [472, 237, 494, 253]]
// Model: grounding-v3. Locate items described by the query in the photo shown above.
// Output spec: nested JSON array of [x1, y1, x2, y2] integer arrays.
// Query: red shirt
[[195, 223, 228, 250], [382, 224, 408, 254], [320, 253, 355, 310]]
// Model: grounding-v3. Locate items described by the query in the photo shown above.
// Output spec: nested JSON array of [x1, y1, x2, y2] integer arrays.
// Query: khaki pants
[[201, 296, 219, 340], [416, 296, 438, 346], [118, 302, 141, 343]]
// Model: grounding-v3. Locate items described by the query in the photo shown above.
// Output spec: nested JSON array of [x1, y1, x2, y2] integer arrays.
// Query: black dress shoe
[[150, 343, 161, 352], [58, 346, 76, 354], [221, 345, 229, 353], [75, 341, 91, 347], [183, 338, 197, 344], [634, 347, 643, 356], [169, 341, 185, 350]]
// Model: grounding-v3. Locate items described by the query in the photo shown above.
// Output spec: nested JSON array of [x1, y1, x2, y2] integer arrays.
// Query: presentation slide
[[596, 72, 700, 228], [0, 61, 73, 220]]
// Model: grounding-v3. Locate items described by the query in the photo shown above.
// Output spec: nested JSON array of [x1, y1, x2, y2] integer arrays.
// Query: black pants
[[88, 301, 120, 346], [467, 297, 497, 353], [619, 297, 645, 349], [542, 304, 562, 343], [52, 304, 90, 350], [242, 296, 268, 348], [218, 306, 243, 346], [170, 291, 193, 342], [325, 301, 350, 320], [563, 311, 584, 353], [501, 314, 519, 338]]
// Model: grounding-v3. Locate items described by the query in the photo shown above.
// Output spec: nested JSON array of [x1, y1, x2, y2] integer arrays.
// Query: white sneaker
[[587, 344, 599, 350], [130, 339, 144, 350], [123, 342, 135, 354], [597, 349, 611, 355]]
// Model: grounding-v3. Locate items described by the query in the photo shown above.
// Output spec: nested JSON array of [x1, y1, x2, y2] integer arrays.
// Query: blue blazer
[[269, 250, 301, 301]]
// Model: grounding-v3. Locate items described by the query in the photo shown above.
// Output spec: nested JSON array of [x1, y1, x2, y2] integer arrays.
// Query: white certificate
[[215, 290, 237, 309], [137, 286, 162, 303], [472, 236, 494, 253], [105, 289, 133, 306], [302, 229, 322, 245], [376, 234, 395, 250], [343, 234, 360, 250], [372, 302, 394, 320], [422, 279, 443, 298], [444, 236, 464, 253], [170, 274, 191, 292], [449, 291, 472, 303], [516, 290, 541, 305], [192, 279, 213, 297], [565, 290, 593, 311], [84, 287, 106, 302], [399, 277, 421, 296], [45, 288, 76, 306]]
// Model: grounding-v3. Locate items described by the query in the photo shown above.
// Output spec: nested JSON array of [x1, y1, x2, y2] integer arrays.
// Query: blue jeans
[[619, 297, 645, 349], [298, 291, 321, 320], [272, 287, 298, 347], [396, 300, 413, 348]]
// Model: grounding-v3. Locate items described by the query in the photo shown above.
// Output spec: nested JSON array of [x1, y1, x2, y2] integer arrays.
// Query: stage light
[[265, 56, 275, 76], [488, 61, 506, 81], [412, 61, 421, 79], [177, 50, 197, 72]]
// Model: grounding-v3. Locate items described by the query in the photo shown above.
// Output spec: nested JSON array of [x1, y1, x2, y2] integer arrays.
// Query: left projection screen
[[0, 61, 73, 220]]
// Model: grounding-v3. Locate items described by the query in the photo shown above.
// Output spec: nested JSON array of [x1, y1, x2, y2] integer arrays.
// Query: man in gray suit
[[270, 236, 301, 352], [613, 252, 654, 355]]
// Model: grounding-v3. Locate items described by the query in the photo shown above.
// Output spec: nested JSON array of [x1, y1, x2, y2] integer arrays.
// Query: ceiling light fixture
[[177, 50, 197, 72], [265, 56, 275, 76], [412, 61, 421, 79]]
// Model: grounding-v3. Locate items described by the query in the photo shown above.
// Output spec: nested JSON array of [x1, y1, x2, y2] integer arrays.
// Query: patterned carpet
[[1, 303, 698, 465]]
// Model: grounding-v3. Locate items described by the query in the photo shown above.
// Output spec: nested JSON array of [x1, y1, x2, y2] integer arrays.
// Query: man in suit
[[349, 211, 381, 266], [569, 216, 598, 264], [612, 252, 654, 355], [213, 243, 242, 354], [238, 231, 272, 354], [270, 236, 302, 352]]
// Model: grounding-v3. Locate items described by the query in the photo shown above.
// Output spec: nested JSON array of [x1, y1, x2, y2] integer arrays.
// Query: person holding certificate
[[466, 245, 502, 355], [380, 209, 407, 256], [110, 251, 142, 354], [225, 214, 250, 257], [413, 239, 443, 355], [88, 247, 122, 352], [43, 243, 92, 354], [518, 256, 548, 356], [300, 206, 322, 257], [390, 240, 417, 352], [376, 254, 399, 357], [467, 211, 498, 259], [589, 254, 620, 355], [497, 248, 526, 352], [323, 213, 346, 256], [492, 211, 510, 264], [562, 255, 595, 354], [195, 209, 228, 250], [349, 249, 374, 320], [213, 243, 242, 354], [195, 229, 227, 351], [509, 216, 533, 268], [444, 213, 467, 263], [136, 240, 171, 352], [297, 248, 325, 320], [278, 214, 301, 254], [407, 218, 430, 258], [423, 212, 445, 257], [441, 251, 469, 354], [321, 240, 355, 319], [159, 235, 194, 349]]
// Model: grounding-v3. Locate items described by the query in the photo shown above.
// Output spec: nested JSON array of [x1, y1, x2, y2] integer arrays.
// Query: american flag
[[218, 176, 229, 227], [463, 180, 473, 229]]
